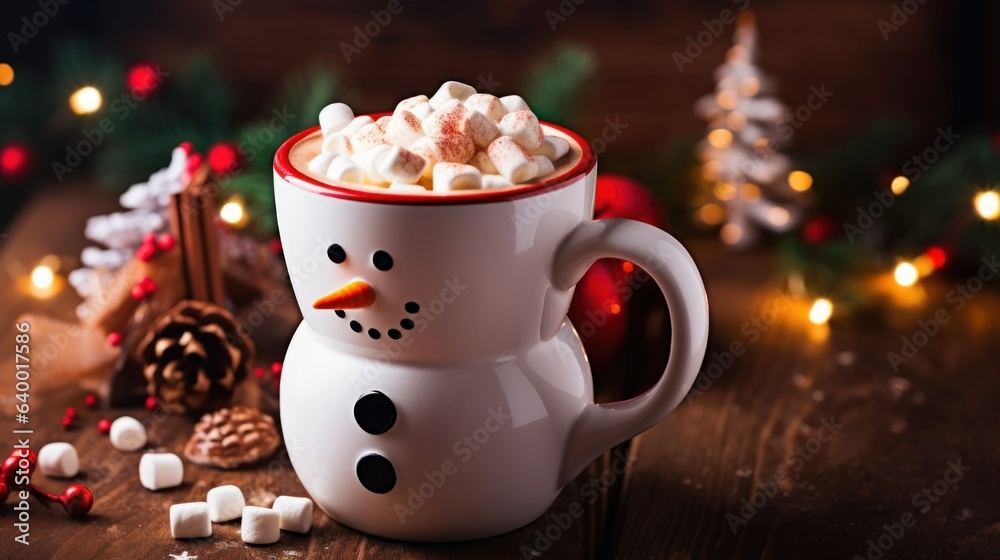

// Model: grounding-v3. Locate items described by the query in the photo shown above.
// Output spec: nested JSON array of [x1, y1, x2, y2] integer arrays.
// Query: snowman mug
[[273, 119, 708, 541]]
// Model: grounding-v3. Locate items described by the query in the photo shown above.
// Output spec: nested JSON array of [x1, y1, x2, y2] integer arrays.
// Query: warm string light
[[808, 298, 833, 325], [788, 170, 813, 192], [220, 197, 247, 227], [0, 63, 14, 87], [890, 176, 910, 195], [893, 262, 919, 287], [31, 265, 55, 290], [974, 191, 999, 221], [69, 86, 102, 114], [707, 129, 733, 149]]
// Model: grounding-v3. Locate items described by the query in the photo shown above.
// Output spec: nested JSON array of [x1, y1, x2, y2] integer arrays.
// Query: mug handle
[[552, 218, 709, 485]]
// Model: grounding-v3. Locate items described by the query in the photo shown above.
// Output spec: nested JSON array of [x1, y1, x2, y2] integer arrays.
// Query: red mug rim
[[273, 113, 597, 205]]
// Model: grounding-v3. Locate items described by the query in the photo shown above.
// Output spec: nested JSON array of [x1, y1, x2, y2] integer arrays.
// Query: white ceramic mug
[[273, 119, 708, 541]]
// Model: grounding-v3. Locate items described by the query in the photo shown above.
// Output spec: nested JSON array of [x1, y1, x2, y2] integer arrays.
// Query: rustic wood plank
[[610, 241, 1000, 559]]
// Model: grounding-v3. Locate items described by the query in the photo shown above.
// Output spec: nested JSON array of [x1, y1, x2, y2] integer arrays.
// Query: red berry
[[142, 232, 156, 245], [97, 419, 112, 434], [156, 233, 176, 251], [139, 276, 158, 294], [2, 450, 36, 486], [135, 243, 157, 261], [270, 362, 283, 375], [268, 238, 282, 254], [107, 331, 122, 347], [60, 483, 94, 517], [84, 393, 99, 409], [178, 141, 193, 155], [253, 366, 265, 379], [130, 284, 147, 300], [61, 416, 74, 430], [145, 396, 158, 410], [207, 141, 242, 175], [65, 407, 77, 418]]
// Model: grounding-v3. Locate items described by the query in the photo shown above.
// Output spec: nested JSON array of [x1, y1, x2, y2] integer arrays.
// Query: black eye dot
[[400, 319, 414, 330], [368, 328, 381, 340], [327, 244, 346, 264], [405, 301, 420, 314], [388, 329, 401, 340], [335, 310, 346, 318], [373, 251, 393, 271], [350, 321, 362, 333]]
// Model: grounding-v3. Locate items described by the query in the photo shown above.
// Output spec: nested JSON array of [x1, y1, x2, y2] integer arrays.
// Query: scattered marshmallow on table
[[170, 502, 212, 539], [37, 442, 79, 478], [272, 496, 314, 534], [139, 452, 183, 491], [207, 485, 246, 522], [109, 416, 147, 452], [241, 506, 281, 544]]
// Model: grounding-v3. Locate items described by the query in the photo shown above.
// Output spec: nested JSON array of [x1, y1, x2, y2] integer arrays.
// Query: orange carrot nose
[[312, 280, 376, 310]]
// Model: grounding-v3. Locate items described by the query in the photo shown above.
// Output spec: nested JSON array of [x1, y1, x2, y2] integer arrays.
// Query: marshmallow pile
[[169, 484, 313, 544], [307, 81, 571, 193]]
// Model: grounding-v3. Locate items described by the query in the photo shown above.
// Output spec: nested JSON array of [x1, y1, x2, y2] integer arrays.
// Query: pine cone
[[184, 406, 280, 469], [140, 300, 254, 414]]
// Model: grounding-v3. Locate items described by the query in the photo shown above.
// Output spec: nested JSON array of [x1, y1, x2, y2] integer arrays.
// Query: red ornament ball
[[207, 141, 242, 175], [145, 396, 158, 410], [97, 418, 112, 434], [126, 62, 161, 97], [84, 393, 99, 409], [0, 142, 32, 182], [107, 331, 122, 347]]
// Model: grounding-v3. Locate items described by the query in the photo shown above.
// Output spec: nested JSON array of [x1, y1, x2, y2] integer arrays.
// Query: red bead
[[142, 232, 157, 245], [0, 142, 33, 182], [130, 284, 147, 300], [156, 233, 176, 251], [145, 396, 158, 410], [126, 62, 161, 97], [135, 243, 157, 262], [178, 141, 193, 155], [106, 331, 122, 347], [270, 362, 283, 375], [253, 366, 265, 379], [139, 276, 158, 293], [61, 416, 74, 430], [84, 393, 99, 409], [65, 407, 77, 418], [207, 141, 242, 175], [60, 483, 94, 517], [97, 419, 112, 434]]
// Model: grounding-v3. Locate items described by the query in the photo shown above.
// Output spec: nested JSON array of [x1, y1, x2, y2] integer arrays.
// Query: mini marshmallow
[[110, 416, 147, 452], [429, 81, 476, 109], [384, 110, 424, 148], [464, 94, 506, 122], [379, 146, 427, 184], [395, 94, 429, 112], [307, 151, 338, 175], [350, 122, 387, 152], [388, 182, 428, 192], [532, 155, 555, 179], [207, 485, 245, 522], [500, 95, 530, 114], [410, 134, 474, 166], [498, 110, 543, 150], [410, 102, 434, 121], [433, 163, 482, 192], [534, 135, 570, 161], [321, 132, 353, 156], [468, 151, 498, 175], [463, 110, 500, 149], [422, 99, 469, 138], [339, 116, 375, 139], [487, 136, 538, 184], [38, 442, 79, 478], [326, 155, 364, 184], [139, 452, 183, 491], [353, 145, 393, 183], [319, 103, 354, 137], [272, 496, 313, 534], [375, 115, 391, 130], [241, 506, 281, 544], [482, 174, 515, 190], [170, 502, 212, 539]]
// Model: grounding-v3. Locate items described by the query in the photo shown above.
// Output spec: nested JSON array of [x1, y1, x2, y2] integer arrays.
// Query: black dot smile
[[336, 301, 421, 340]]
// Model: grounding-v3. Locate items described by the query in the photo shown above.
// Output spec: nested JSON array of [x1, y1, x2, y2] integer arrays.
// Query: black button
[[357, 454, 396, 494], [354, 391, 397, 435]]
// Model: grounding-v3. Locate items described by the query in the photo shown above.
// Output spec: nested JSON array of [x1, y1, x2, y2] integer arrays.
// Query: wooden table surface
[[1, 185, 998, 559]]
